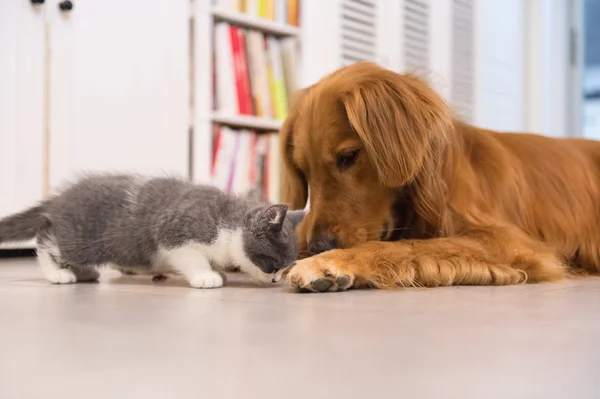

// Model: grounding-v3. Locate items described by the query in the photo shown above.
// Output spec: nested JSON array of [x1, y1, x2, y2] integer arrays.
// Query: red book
[[238, 29, 254, 115], [229, 26, 251, 115], [211, 125, 221, 177]]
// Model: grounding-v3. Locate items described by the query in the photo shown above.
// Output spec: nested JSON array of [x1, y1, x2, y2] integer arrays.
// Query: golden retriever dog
[[281, 62, 600, 293]]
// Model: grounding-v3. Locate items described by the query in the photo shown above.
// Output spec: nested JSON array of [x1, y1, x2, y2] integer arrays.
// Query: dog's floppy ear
[[341, 64, 454, 188], [280, 111, 308, 210]]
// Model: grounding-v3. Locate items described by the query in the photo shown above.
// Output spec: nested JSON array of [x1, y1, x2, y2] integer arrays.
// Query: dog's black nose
[[308, 237, 337, 255]]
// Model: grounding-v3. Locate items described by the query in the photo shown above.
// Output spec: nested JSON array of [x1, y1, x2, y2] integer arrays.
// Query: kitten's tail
[[0, 202, 49, 244]]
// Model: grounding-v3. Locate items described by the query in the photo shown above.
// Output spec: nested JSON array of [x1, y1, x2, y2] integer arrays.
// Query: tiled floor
[[1, 257, 599, 399]]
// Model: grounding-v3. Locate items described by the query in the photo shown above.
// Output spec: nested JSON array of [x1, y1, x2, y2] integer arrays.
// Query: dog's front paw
[[287, 251, 356, 293], [188, 271, 224, 289]]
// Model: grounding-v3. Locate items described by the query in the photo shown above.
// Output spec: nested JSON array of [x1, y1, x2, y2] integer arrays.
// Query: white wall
[[584, 99, 600, 139], [583, 66, 600, 139], [526, 0, 570, 138], [475, 0, 525, 132]]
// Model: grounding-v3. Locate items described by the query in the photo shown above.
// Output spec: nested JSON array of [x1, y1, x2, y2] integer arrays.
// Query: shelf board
[[211, 8, 300, 37], [0, 240, 35, 250], [211, 114, 282, 131]]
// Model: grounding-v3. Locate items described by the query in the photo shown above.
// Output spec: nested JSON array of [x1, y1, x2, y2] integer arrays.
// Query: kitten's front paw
[[46, 268, 77, 284], [188, 271, 224, 289]]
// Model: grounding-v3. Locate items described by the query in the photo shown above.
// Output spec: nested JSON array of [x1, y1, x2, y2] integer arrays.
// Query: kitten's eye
[[336, 150, 359, 170]]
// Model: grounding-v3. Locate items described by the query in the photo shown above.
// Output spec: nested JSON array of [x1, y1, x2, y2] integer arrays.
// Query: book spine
[[267, 133, 281, 203], [288, 0, 298, 26], [262, 0, 274, 19], [281, 37, 298, 106], [216, 0, 236, 11], [246, 31, 263, 117], [229, 26, 247, 115], [247, 0, 259, 16], [227, 132, 241, 193], [276, 0, 287, 24], [212, 127, 236, 191], [237, 29, 253, 115], [211, 125, 221, 177], [267, 37, 288, 120], [215, 22, 237, 114], [249, 132, 258, 184], [252, 32, 272, 118]]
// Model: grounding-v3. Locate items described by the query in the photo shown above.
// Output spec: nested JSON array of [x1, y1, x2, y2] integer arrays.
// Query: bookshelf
[[192, 0, 300, 204], [212, 7, 300, 37], [211, 113, 283, 131]]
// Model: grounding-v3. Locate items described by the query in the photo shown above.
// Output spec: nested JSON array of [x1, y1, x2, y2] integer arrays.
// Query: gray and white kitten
[[0, 174, 304, 288]]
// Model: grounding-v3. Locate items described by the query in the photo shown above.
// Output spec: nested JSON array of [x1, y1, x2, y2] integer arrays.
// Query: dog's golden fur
[[282, 62, 600, 292]]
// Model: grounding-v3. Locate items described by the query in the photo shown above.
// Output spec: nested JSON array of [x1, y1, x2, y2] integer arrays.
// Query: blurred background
[[0, 0, 599, 250]]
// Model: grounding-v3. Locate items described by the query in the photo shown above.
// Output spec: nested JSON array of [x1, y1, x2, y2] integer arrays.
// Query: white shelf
[[211, 8, 300, 37], [211, 113, 282, 131], [0, 240, 36, 250]]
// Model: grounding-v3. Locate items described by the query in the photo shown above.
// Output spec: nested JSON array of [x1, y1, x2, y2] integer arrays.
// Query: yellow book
[[262, 0, 275, 20], [266, 52, 278, 118], [267, 37, 288, 120]]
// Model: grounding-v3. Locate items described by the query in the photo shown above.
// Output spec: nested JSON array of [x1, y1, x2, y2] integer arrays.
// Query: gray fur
[[0, 174, 305, 284]]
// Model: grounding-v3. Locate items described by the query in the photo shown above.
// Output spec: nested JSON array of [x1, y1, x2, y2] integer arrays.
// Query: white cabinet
[[47, 0, 190, 190], [1, 0, 191, 249], [0, 0, 46, 218]]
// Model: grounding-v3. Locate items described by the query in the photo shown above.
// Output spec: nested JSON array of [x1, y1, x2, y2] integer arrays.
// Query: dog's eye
[[336, 150, 359, 170]]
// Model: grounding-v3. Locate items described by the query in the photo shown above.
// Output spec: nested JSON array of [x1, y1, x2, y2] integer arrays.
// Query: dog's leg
[[287, 225, 568, 292]]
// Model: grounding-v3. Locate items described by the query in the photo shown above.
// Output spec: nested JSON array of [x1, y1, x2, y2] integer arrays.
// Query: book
[[275, 0, 287, 24], [221, 0, 300, 27], [248, 133, 259, 185], [214, 22, 237, 114], [261, 0, 275, 20], [266, 36, 288, 120], [243, 30, 259, 118], [230, 26, 253, 115], [288, 0, 298, 26], [215, 0, 237, 11], [246, 31, 273, 118], [246, 0, 259, 16], [267, 133, 281, 203], [211, 125, 222, 176], [280, 37, 298, 106], [256, 134, 269, 199], [212, 127, 239, 191], [214, 28, 297, 121], [231, 130, 253, 194], [211, 128, 280, 202]]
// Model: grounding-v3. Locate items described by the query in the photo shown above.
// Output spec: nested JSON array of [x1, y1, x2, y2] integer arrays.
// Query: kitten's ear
[[257, 204, 288, 233], [287, 210, 305, 229]]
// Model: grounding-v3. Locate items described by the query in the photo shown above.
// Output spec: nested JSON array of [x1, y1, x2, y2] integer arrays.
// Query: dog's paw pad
[[335, 275, 352, 290], [287, 256, 356, 293], [311, 278, 333, 292]]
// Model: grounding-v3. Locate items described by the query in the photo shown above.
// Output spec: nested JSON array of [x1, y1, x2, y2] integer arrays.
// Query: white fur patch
[[37, 248, 76, 284], [159, 245, 223, 288], [158, 229, 271, 286]]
